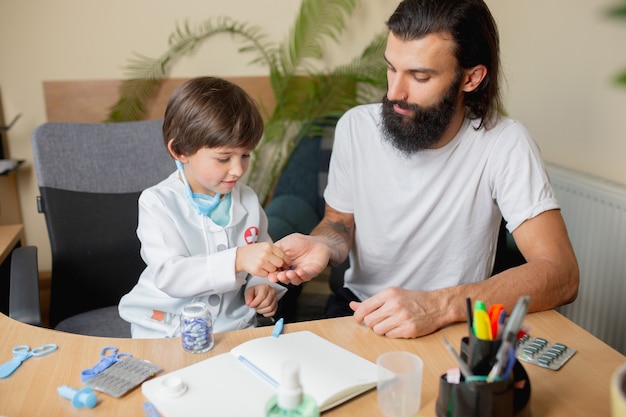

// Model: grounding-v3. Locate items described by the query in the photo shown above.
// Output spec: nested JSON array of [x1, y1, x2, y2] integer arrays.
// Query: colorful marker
[[473, 301, 493, 340]]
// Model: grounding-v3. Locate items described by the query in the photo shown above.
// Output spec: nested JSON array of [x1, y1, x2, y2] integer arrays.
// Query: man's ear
[[167, 138, 186, 162], [462, 65, 488, 93]]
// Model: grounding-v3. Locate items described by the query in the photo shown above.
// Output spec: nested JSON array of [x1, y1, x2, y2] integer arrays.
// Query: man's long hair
[[386, 0, 503, 129]]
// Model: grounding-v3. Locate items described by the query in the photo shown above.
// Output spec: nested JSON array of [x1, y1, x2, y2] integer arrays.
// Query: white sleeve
[[488, 121, 559, 233], [323, 109, 356, 214]]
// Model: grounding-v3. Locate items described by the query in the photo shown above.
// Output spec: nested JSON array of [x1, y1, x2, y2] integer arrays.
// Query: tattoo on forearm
[[314, 219, 352, 265], [326, 220, 351, 236]]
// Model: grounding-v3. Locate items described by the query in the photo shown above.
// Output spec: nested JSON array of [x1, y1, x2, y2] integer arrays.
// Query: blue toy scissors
[[81, 346, 132, 382], [0, 343, 58, 378]]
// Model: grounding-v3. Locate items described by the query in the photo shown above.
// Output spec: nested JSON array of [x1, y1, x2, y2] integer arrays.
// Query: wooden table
[[0, 310, 623, 416]]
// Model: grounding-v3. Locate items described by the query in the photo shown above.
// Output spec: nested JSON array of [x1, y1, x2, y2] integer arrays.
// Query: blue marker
[[143, 402, 161, 417], [272, 318, 284, 338]]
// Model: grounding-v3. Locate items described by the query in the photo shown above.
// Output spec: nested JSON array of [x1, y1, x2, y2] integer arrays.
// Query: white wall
[[1, 0, 625, 270], [491, 0, 626, 183]]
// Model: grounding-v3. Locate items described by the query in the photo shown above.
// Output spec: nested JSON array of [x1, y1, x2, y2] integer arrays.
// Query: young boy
[[119, 77, 289, 338]]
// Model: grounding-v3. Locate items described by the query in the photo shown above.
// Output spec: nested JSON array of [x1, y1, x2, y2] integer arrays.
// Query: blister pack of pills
[[85, 357, 162, 398], [515, 334, 576, 371]]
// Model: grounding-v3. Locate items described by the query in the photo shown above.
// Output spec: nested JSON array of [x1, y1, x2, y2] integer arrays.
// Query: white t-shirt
[[119, 172, 285, 338], [324, 103, 558, 300]]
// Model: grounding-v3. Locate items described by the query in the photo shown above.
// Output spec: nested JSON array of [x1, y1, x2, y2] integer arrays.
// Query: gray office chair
[[11, 120, 172, 337]]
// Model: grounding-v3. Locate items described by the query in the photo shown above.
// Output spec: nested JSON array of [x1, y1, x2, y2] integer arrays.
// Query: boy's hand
[[236, 242, 291, 277], [245, 284, 278, 317]]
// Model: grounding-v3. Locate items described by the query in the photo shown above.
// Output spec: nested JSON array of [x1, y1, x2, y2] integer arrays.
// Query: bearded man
[[268, 0, 579, 338]]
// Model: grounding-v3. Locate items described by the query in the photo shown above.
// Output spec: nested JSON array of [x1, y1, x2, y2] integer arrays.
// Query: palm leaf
[[607, 3, 626, 87], [281, 0, 356, 70], [107, 18, 275, 122], [267, 0, 357, 118], [606, 4, 626, 18]]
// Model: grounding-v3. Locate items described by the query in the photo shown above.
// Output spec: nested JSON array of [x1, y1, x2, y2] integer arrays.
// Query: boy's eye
[[242, 154, 251, 159], [217, 158, 230, 163]]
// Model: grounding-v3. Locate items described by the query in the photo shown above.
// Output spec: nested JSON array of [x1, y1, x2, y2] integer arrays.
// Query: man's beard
[[381, 73, 462, 156]]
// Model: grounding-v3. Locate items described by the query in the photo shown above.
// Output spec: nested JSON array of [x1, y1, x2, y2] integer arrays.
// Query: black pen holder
[[435, 336, 531, 417], [463, 334, 501, 375]]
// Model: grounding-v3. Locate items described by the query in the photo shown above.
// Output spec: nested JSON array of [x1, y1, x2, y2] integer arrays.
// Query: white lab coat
[[119, 172, 285, 338]]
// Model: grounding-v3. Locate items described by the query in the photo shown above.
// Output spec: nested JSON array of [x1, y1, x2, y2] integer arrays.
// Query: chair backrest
[[32, 120, 173, 327], [271, 124, 335, 219]]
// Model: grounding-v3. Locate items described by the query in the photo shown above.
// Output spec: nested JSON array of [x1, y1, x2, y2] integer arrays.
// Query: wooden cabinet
[[0, 88, 22, 226], [0, 173, 22, 225], [0, 89, 24, 315]]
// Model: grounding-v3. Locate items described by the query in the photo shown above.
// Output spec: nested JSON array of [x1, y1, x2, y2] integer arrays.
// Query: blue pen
[[497, 309, 506, 339], [237, 355, 279, 388], [501, 346, 517, 379], [272, 318, 284, 338]]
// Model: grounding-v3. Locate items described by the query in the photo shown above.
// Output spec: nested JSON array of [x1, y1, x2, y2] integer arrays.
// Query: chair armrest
[[9, 246, 42, 326]]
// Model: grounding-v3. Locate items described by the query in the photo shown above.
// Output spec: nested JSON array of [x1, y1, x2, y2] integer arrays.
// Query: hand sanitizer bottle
[[265, 362, 320, 417]]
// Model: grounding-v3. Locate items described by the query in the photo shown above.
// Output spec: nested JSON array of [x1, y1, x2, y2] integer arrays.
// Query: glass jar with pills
[[180, 302, 214, 354]]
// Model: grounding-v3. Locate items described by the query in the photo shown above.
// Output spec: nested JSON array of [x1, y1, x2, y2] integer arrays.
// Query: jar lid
[[182, 302, 209, 318], [161, 376, 188, 398]]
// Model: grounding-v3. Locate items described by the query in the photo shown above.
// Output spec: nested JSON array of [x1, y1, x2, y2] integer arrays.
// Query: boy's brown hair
[[163, 76, 264, 156]]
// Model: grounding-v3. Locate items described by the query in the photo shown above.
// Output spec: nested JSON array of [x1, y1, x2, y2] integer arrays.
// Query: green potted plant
[[107, 0, 387, 205], [608, 2, 626, 86]]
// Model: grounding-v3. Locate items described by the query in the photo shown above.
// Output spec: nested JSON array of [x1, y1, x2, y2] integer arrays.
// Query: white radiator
[[547, 163, 626, 355]]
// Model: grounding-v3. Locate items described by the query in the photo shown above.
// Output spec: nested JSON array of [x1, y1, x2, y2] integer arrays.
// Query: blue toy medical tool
[[81, 346, 132, 382], [57, 385, 98, 408], [0, 343, 58, 378]]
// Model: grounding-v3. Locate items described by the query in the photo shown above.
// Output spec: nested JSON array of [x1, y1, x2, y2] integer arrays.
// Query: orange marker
[[488, 304, 505, 339]]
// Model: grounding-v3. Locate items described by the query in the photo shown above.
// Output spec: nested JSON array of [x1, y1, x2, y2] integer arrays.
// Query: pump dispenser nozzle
[[266, 361, 320, 417], [278, 362, 302, 410]]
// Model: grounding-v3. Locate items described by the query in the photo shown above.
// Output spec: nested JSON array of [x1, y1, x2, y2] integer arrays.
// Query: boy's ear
[[167, 138, 185, 162]]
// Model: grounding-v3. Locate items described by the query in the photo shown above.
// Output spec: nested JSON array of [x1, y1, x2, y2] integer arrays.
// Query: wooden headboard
[[43, 77, 275, 123]]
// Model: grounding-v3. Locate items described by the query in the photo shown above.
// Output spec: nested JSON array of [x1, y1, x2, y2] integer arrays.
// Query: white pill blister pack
[[85, 357, 162, 398]]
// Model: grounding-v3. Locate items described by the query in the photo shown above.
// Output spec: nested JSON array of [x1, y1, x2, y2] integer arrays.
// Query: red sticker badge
[[244, 226, 260, 244]]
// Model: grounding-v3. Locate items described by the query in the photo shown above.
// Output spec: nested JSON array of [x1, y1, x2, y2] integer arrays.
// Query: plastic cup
[[612, 362, 626, 417], [377, 351, 423, 416]]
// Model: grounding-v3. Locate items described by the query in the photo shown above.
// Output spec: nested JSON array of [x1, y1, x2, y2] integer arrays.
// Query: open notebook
[[142, 331, 377, 417]]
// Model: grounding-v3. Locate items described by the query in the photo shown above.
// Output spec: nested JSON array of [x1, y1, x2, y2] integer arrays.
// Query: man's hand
[[350, 287, 448, 338], [267, 234, 331, 285]]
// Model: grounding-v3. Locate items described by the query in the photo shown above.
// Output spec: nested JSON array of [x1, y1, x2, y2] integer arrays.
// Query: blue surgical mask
[[175, 160, 221, 217]]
